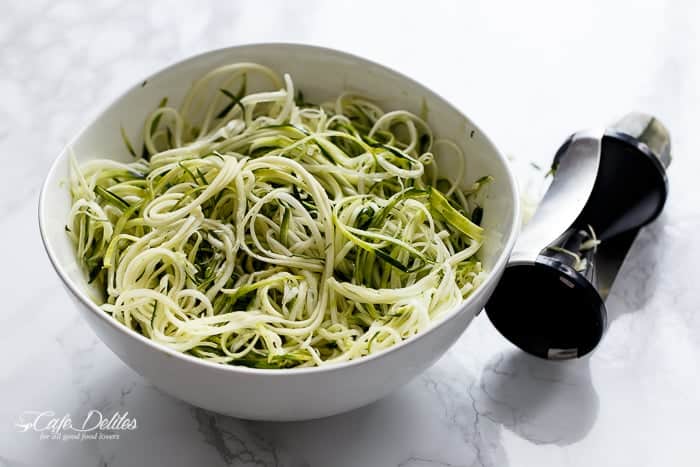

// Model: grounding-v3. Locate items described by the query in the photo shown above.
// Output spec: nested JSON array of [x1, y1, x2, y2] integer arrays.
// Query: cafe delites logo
[[15, 410, 138, 441]]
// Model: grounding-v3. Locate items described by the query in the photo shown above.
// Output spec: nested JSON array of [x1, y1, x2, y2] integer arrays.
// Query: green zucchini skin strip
[[429, 187, 484, 242]]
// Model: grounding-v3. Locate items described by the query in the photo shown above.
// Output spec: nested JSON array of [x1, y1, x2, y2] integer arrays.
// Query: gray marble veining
[[2, 1, 700, 466]]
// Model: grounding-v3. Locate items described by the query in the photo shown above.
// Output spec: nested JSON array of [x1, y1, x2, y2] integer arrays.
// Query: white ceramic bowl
[[39, 44, 520, 421]]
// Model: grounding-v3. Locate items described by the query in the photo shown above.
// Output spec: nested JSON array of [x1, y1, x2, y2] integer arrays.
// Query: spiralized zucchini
[[67, 63, 491, 368]]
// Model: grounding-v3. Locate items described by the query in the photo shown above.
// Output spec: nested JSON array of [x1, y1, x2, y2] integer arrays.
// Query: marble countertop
[[2, 1, 700, 466]]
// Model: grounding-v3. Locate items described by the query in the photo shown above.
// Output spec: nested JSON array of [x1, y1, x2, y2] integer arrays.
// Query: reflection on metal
[[510, 129, 603, 264]]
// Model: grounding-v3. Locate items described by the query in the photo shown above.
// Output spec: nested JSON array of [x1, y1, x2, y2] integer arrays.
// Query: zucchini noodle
[[67, 63, 491, 368]]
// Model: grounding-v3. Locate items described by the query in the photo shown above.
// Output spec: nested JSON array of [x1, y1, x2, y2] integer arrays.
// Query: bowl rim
[[38, 42, 521, 377]]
